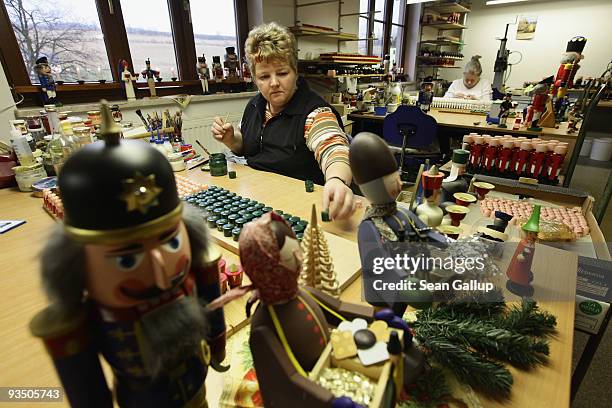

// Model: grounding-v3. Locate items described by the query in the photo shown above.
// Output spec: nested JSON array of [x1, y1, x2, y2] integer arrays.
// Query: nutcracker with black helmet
[[29, 101, 226, 408], [551, 36, 587, 111], [349, 133, 444, 315], [35, 56, 59, 105]]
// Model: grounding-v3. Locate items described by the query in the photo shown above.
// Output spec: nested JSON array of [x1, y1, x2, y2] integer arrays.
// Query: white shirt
[[444, 78, 492, 100]]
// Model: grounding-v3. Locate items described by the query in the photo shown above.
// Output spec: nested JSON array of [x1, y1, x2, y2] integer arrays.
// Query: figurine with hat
[[34, 56, 59, 105], [415, 165, 445, 227], [506, 205, 541, 297], [525, 76, 553, 131], [29, 100, 226, 407], [197, 54, 210, 94], [349, 132, 445, 315], [498, 93, 514, 128], [141, 58, 161, 98], [440, 149, 472, 208], [213, 211, 426, 407]]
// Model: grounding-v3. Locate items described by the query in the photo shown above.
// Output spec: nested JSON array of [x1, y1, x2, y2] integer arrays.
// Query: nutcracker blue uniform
[[349, 133, 445, 315], [35, 56, 59, 105], [29, 101, 226, 407]]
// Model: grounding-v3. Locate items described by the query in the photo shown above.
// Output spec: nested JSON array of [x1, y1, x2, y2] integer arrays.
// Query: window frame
[[0, 0, 248, 106], [359, 0, 407, 62]]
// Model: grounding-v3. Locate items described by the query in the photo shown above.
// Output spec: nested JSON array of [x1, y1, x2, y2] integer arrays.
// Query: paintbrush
[[196, 140, 211, 157], [135, 109, 149, 128]]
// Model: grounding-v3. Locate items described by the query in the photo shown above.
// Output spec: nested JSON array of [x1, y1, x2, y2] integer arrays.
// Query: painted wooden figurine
[[197, 54, 210, 95], [416, 81, 434, 113], [141, 58, 161, 98], [349, 132, 445, 314], [498, 93, 513, 128], [506, 205, 541, 297], [525, 77, 552, 131], [212, 56, 224, 81], [415, 165, 444, 227], [35, 56, 59, 105], [237, 212, 426, 407], [223, 46, 239, 80], [29, 101, 226, 408], [119, 59, 138, 101]]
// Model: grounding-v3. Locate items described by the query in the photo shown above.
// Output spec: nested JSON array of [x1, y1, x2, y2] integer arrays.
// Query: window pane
[[190, 0, 237, 62], [392, 0, 405, 26], [358, 0, 369, 55], [120, 0, 178, 81], [373, 21, 384, 58], [390, 25, 403, 66], [5, 0, 113, 83]]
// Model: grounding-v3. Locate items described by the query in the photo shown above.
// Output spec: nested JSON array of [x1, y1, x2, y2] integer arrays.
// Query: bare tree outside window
[[5, 0, 112, 83]]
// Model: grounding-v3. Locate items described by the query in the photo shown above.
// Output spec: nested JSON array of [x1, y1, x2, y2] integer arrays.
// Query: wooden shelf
[[420, 39, 464, 46], [418, 64, 461, 69], [302, 73, 385, 79], [299, 59, 381, 66], [422, 22, 466, 30], [417, 56, 463, 61], [425, 3, 471, 14], [292, 31, 357, 40]]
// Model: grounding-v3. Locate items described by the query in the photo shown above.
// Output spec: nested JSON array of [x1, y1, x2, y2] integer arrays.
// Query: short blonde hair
[[244, 22, 298, 76]]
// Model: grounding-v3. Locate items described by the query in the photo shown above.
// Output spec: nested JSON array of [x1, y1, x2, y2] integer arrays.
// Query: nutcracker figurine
[[141, 58, 161, 98], [119, 59, 138, 101], [35, 56, 59, 105], [223, 46, 239, 80], [416, 81, 434, 113], [197, 54, 210, 95], [498, 93, 513, 128], [29, 101, 226, 408], [212, 56, 224, 80], [349, 132, 444, 314], [506, 205, 541, 298], [234, 212, 425, 407], [525, 77, 553, 131]]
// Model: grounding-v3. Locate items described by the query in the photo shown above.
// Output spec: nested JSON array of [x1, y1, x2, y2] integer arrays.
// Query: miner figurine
[[141, 58, 161, 98]]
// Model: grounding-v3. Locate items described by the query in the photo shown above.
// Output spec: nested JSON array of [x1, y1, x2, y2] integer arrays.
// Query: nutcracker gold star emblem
[[119, 172, 162, 214]]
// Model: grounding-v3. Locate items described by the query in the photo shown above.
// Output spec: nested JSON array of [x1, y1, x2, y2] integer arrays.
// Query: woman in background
[[444, 55, 492, 100]]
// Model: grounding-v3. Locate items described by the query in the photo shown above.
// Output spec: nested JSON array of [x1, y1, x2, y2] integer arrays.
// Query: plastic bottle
[[10, 128, 35, 166]]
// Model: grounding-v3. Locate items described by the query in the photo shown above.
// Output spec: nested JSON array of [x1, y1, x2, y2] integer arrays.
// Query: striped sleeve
[[304, 107, 349, 175]]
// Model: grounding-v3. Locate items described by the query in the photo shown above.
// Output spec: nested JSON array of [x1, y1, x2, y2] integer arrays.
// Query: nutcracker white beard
[[139, 295, 208, 378]]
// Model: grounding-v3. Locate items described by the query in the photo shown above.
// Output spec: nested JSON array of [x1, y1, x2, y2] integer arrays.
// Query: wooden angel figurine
[[236, 212, 425, 407], [29, 101, 226, 407], [119, 59, 138, 101], [141, 58, 161, 98]]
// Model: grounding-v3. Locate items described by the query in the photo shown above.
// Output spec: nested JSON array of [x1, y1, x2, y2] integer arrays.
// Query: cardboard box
[[575, 256, 612, 334]]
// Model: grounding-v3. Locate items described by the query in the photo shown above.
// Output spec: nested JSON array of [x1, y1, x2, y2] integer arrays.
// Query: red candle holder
[[437, 225, 462, 240], [454, 192, 477, 207], [225, 263, 244, 288], [219, 272, 228, 294], [446, 205, 470, 226], [473, 181, 495, 200]]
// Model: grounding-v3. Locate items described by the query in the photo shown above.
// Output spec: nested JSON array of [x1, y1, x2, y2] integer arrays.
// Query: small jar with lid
[[87, 111, 102, 126], [209, 153, 228, 176], [73, 127, 93, 147], [12, 163, 47, 192]]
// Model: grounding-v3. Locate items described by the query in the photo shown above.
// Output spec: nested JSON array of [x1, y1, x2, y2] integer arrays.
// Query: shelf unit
[[417, 1, 471, 82]]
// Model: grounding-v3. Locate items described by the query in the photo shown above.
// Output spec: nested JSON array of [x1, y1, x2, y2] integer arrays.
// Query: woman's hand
[[211, 116, 235, 147], [323, 178, 356, 221]]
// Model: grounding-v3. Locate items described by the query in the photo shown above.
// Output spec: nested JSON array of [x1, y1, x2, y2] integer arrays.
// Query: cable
[[502, 51, 522, 86]]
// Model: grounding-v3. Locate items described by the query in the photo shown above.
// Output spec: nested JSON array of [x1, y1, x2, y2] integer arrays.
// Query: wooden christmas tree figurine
[[299, 204, 340, 296]]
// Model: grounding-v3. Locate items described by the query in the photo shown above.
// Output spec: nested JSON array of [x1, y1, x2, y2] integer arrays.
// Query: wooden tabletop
[[349, 110, 579, 141], [0, 164, 578, 407]]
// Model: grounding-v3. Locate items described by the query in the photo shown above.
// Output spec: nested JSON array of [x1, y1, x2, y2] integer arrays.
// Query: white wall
[[454, 0, 612, 88], [0, 59, 18, 144]]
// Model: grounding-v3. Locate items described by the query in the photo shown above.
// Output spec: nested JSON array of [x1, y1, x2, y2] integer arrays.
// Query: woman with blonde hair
[[212, 22, 356, 220], [444, 55, 492, 100]]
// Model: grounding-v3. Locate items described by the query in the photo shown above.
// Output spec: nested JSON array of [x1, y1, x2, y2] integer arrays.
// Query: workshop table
[[0, 163, 595, 407]]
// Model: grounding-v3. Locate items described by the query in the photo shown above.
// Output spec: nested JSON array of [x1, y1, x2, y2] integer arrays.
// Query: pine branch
[[420, 336, 513, 397], [496, 299, 557, 337]]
